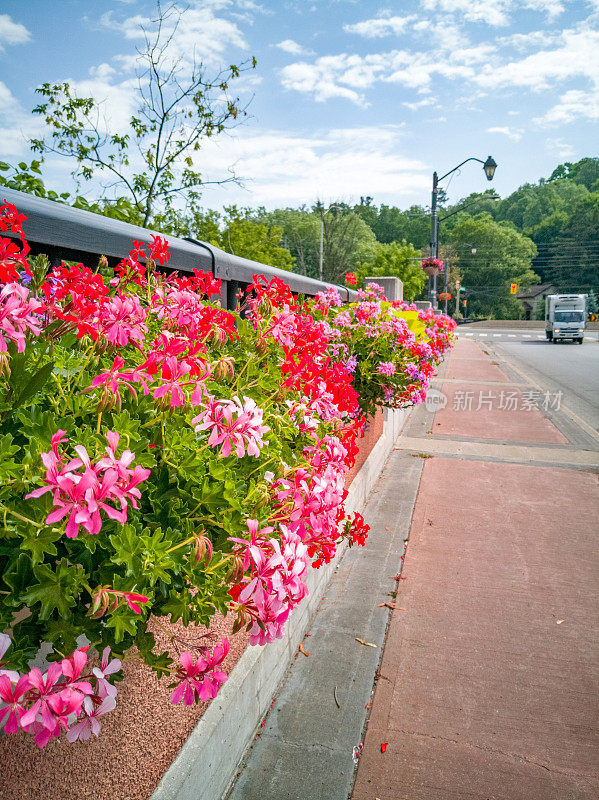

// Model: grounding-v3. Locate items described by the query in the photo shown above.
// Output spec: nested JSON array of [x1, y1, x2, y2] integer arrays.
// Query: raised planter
[[150, 405, 410, 800]]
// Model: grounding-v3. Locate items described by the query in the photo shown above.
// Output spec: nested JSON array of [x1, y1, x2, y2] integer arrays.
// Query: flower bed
[[0, 200, 455, 752]]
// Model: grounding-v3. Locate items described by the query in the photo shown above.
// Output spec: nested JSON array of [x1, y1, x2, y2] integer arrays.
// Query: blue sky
[[0, 0, 598, 211]]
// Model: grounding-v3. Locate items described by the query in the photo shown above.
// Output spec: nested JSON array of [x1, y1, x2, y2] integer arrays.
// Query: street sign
[[510, 283, 518, 294]]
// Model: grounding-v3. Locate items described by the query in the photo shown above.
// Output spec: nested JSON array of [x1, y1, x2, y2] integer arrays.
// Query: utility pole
[[429, 171, 439, 309], [428, 156, 497, 311], [319, 211, 324, 282]]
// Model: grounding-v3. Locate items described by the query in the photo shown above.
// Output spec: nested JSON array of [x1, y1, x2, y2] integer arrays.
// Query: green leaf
[[0, 434, 20, 482], [19, 527, 61, 564], [2, 553, 35, 606], [22, 559, 84, 620], [12, 360, 55, 410], [104, 606, 140, 643]]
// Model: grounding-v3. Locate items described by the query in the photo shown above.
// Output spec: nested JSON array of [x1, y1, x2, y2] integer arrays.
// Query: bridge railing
[[1, 188, 358, 309]]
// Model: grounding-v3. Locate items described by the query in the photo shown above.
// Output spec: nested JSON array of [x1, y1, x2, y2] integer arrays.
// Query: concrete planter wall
[[151, 405, 410, 800]]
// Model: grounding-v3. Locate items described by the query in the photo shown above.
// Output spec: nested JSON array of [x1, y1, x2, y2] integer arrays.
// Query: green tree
[[257, 208, 321, 276], [497, 179, 588, 231], [29, 2, 256, 227], [447, 214, 539, 319], [549, 157, 599, 190], [259, 205, 376, 283], [160, 204, 294, 270], [355, 240, 426, 301], [528, 188, 599, 294]]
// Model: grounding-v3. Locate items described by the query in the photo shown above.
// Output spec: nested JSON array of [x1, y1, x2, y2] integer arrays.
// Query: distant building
[[516, 283, 556, 320]]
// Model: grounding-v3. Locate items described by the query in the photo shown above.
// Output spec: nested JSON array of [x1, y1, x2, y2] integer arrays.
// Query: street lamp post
[[429, 155, 496, 308], [319, 203, 342, 282]]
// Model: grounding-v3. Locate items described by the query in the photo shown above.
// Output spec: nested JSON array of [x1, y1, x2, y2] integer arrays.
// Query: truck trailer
[[545, 294, 587, 343]]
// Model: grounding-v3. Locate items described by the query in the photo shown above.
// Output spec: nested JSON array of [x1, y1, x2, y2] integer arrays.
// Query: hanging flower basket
[[422, 257, 444, 276]]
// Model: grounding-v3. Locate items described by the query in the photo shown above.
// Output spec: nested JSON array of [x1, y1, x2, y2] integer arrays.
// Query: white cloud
[[65, 65, 140, 133], [545, 137, 576, 158], [191, 126, 430, 207], [403, 97, 438, 110], [0, 14, 31, 50], [475, 29, 599, 92], [0, 81, 43, 159], [487, 125, 523, 141], [274, 39, 314, 56], [497, 29, 561, 51], [343, 15, 414, 38], [419, 0, 564, 26], [101, 2, 248, 70], [280, 53, 390, 105], [280, 36, 498, 105], [535, 88, 599, 125]]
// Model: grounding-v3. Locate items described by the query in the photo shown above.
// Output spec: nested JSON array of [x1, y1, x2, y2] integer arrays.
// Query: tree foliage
[[355, 240, 426, 301], [161, 204, 294, 270], [29, 2, 256, 227], [549, 157, 599, 190], [448, 214, 538, 319]]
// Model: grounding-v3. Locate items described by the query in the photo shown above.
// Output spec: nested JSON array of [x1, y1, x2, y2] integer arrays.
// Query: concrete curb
[[150, 406, 410, 800]]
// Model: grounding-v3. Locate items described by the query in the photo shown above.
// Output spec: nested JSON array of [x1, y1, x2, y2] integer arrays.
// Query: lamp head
[[483, 156, 497, 181]]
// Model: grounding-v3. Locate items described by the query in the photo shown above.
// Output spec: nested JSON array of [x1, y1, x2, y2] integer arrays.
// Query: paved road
[[459, 327, 599, 433]]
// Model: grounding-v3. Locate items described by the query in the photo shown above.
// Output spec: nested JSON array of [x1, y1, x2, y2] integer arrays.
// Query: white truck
[[545, 294, 587, 344]]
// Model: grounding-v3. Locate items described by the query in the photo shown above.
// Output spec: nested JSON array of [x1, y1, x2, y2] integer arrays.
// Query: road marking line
[[463, 332, 473, 336], [493, 334, 501, 337], [479, 333, 488, 337], [523, 334, 532, 338], [536, 336, 544, 339], [508, 334, 517, 337]]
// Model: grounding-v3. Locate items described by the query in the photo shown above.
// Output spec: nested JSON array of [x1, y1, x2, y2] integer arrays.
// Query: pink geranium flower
[[192, 395, 269, 458], [152, 356, 193, 407], [0, 282, 44, 353], [170, 638, 229, 705], [26, 430, 150, 539], [98, 295, 147, 347], [0, 674, 31, 734], [65, 695, 117, 742]]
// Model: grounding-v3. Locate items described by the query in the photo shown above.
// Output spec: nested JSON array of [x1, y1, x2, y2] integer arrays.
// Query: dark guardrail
[[1, 188, 357, 309]]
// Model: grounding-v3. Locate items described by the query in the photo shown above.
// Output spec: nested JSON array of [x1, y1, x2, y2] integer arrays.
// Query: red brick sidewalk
[[352, 339, 599, 800]]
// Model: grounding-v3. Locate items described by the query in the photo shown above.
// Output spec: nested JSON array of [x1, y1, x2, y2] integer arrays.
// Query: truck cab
[[545, 294, 587, 343]]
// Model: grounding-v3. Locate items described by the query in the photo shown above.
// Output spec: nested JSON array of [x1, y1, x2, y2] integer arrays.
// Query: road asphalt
[[227, 333, 599, 800]]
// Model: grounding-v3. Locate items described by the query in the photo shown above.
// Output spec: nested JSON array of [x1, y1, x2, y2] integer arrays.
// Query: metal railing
[[1, 188, 357, 308]]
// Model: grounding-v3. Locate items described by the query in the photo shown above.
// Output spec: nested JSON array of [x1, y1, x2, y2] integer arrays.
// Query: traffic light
[[510, 283, 518, 294]]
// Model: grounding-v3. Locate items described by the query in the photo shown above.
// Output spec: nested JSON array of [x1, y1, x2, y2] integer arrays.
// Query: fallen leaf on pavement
[[385, 527, 392, 532], [381, 742, 389, 753], [556, 619, 565, 625], [364, 702, 371, 709], [355, 638, 377, 648], [299, 643, 309, 656]]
